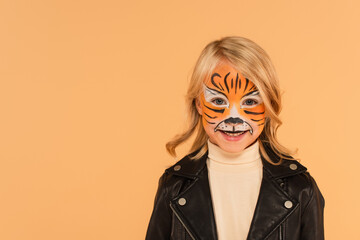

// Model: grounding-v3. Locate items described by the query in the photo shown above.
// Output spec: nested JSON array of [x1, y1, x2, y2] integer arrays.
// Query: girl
[[145, 36, 324, 240]]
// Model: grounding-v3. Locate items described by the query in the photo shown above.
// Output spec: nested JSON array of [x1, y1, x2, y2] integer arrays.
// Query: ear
[[195, 98, 203, 115]]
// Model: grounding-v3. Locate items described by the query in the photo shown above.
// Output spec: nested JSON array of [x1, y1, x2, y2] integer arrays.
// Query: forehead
[[211, 64, 239, 77], [205, 64, 239, 84], [203, 63, 257, 98]]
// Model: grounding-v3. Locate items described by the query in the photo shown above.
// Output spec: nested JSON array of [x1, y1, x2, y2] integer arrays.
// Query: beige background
[[0, 0, 359, 239]]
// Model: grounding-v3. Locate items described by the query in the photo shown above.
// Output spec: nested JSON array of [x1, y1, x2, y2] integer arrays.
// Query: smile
[[219, 130, 248, 136]]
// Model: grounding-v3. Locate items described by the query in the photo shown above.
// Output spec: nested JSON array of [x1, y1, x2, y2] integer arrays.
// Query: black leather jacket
[[146, 146, 325, 240]]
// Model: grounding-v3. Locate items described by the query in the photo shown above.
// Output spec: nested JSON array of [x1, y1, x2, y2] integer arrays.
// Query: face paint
[[197, 64, 266, 153]]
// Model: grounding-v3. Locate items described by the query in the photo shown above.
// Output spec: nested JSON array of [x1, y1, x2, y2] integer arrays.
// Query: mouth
[[219, 130, 249, 137]]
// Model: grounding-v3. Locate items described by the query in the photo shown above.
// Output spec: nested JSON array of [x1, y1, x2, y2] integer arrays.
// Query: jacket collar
[[166, 145, 307, 179]]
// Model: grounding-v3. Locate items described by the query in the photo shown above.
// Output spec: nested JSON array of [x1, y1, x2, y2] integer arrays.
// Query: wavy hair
[[165, 36, 297, 164]]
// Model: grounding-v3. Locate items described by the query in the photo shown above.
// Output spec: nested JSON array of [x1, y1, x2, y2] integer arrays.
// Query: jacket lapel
[[170, 165, 218, 240], [246, 169, 299, 240], [167, 151, 217, 240], [246, 155, 306, 239]]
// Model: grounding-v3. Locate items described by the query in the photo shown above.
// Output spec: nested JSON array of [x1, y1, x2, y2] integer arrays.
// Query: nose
[[224, 117, 243, 125]]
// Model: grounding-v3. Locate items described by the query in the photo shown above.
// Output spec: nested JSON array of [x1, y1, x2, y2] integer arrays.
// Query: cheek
[[242, 105, 265, 134], [201, 117, 216, 132], [250, 113, 265, 134], [248, 103, 265, 130], [199, 97, 225, 127]]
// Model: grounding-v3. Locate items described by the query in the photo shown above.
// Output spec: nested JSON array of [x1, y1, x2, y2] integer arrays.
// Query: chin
[[219, 142, 248, 153]]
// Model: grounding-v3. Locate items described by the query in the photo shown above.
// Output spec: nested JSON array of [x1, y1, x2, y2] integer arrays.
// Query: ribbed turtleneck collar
[[207, 139, 261, 165], [206, 140, 262, 173]]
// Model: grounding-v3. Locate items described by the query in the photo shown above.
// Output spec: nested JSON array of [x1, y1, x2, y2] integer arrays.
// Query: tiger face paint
[[196, 64, 266, 153]]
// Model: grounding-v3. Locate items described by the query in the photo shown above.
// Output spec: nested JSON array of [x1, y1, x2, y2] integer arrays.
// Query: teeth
[[223, 131, 246, 136]]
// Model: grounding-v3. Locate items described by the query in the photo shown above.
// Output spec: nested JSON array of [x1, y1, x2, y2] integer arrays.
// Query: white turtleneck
[[206, 139, 263, 240]]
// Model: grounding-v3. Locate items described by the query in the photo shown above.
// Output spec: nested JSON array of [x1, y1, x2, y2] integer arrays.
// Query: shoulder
[[269, 158, 325, 211], [154, 149, 208, 197], [267, 158, 315, 187], [153, 158, 195, 202], [260, 144, 315, 192], [164, 148, 208, 178]]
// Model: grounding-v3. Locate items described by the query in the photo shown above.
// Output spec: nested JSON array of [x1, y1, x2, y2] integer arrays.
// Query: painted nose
[[224, 117, 244, 125]]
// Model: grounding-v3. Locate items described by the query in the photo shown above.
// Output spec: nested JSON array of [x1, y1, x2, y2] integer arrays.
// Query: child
[[145, 36, 324, 240]]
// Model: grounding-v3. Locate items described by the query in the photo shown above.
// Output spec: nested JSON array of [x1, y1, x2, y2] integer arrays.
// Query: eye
[[243, 99, 258, 106], [212, 98, 226, 105]]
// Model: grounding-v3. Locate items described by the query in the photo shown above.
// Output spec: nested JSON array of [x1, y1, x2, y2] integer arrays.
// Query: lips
[[219, 130, 248, 136], [219, 130, 248, 141]]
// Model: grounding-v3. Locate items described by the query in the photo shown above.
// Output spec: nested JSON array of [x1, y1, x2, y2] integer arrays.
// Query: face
[[196, 63, 266, 153]]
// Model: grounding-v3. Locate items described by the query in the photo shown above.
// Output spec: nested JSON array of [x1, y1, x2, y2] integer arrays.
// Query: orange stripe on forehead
[[207, 70, 257, 98]]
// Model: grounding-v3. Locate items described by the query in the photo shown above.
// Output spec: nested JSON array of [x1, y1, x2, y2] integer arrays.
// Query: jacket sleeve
[[145, 172, 172, 240], [300, 174, 325, 240]]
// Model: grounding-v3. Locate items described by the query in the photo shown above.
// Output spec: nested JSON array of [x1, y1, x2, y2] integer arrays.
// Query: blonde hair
[[166, 36, 297, 164]]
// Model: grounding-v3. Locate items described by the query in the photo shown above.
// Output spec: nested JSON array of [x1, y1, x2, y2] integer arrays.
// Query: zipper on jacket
[[279, 224, 283, 240], [169, 203, 196, 240]]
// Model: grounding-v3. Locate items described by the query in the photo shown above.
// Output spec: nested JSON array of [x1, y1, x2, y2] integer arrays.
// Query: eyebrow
[[204, 85, 228, 98], [242, 90, 259, 98], [204, 84, 260, 99]]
